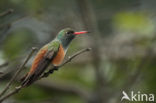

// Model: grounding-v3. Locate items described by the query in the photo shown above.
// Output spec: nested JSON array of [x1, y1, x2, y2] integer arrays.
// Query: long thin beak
[[74, 31, 89, 35]]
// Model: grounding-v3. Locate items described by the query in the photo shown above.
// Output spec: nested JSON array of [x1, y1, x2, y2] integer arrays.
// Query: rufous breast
[[52, 44, 65, 66]]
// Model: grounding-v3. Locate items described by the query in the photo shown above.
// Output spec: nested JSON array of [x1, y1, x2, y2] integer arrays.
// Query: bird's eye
[[66, 31, 74, 35]]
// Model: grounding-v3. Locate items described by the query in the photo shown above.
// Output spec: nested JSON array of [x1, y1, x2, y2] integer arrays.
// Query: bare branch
[[0, 9, 14, 17], [0, 48, 91, 102], [0, 47, 37, 97], [0, 86, 22, 103]]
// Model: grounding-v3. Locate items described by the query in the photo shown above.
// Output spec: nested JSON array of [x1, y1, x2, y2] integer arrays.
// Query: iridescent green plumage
[[47, 40, 60, 51]]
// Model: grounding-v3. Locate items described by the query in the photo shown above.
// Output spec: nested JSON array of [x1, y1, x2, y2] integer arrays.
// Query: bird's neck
[[50, 38, 69, 52], [54, 38, 71, 51]]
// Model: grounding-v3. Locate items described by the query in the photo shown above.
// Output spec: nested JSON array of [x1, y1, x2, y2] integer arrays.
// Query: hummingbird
[[21, 28, 88, 86]]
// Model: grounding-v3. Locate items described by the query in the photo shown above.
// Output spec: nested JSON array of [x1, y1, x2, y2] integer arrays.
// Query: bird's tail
[[20, 73, 28, 82], [21, 77, 32, 87], [20, 73, 33, 87]]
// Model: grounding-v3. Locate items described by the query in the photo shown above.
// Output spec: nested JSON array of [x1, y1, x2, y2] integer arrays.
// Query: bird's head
[[56, 28, 88, 49]]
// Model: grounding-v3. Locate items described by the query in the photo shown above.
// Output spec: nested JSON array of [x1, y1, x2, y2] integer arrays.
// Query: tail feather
[[21, 49, 56, 87], [20, 73, 28, 82], [20, 73, 35, 86], [21, 74, 35, 86]]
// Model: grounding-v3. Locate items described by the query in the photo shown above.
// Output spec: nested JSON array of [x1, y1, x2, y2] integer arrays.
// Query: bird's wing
[[20, 45, 49, 82], [22, 41, 60, 86]]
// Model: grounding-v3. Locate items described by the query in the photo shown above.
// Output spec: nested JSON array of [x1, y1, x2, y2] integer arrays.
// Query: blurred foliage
[[0, 0, 156, 103], [113, 12, 155, 36], [3, 29, 35, 59], [16, 86, 50, 101]]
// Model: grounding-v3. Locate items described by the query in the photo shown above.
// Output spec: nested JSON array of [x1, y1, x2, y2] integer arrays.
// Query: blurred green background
[[0, 0, 156, 103]]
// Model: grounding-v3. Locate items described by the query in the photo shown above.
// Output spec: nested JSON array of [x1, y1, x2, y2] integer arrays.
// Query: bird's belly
[[52, 45, 65, 66]]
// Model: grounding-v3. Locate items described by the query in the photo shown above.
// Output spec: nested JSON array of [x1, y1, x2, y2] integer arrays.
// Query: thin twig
[[61, 48, 91, 67], [0, 47, 37, 97], [0, 48, 91, 102], [0, 9, 14, 17], [0, 86, 22, 103], [40, 48, 92, 79]]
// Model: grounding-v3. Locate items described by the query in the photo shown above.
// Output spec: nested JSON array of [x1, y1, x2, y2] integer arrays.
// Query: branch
[[0, 47, 37, 97], [0, 86, 22, 103], [0, 48, 91, 102], [0, 9, 14, 17]]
